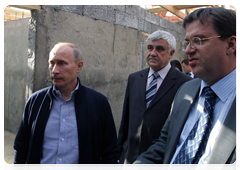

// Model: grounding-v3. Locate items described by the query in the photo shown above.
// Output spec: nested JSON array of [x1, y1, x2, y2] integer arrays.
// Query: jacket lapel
[[139, 68, 149, 109], [29, 88, 52, 163], [207, 98, 236, 164], [164, 79, 201, 163]]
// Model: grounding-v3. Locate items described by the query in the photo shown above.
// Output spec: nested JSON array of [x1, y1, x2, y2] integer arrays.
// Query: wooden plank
[[4, 6, 31, 21], [160, 5, 186, 19], [174, 5, 208, 9], [151, 5, 207, 9], [185, 9, 192, 15], [9, 5, 41, 10], [145, 5, 209, 14], [146, 7, 166, 13], [4, 8, 30, 18], [142, 32, 150, 38]]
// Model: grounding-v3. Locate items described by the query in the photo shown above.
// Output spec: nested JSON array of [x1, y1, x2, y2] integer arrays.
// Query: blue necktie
[[146, 72, 160, 108], [173, 87, 217, 164]]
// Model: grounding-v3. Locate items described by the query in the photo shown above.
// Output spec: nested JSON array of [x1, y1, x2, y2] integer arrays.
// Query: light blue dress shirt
[[40, 83, 79, 164], [171, 69, 236, 164]]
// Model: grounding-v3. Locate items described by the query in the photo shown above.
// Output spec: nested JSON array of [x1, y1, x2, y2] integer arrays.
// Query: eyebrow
[[147, 44, 164, 48], [49, 59, 67, 63], [185, 34, 206, 41]]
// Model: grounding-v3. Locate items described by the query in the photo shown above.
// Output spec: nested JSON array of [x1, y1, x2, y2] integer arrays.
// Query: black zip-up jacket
[[13, 78, 118, 164]]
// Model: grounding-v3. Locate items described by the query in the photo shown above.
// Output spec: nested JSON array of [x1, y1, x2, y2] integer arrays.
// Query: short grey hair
[[146, 30, 176, 53], [50, 42, 83, 63]]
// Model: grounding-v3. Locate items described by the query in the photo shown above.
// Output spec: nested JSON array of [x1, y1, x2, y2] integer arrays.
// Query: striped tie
[[146, 72, 160, 108], [173, 87, 217, 164]]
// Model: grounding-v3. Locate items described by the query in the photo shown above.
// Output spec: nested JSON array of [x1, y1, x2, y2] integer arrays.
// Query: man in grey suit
[[134, 7, 236, 164], [118, 30, 191, 164]]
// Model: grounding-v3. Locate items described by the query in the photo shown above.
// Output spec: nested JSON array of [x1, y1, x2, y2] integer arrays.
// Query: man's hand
[[122, 167, 138, 170]]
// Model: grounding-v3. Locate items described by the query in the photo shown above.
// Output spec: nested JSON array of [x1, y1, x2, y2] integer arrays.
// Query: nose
[[150, 48, 157, 56], [51, 64, 59, 74], [184, 43, 196, 55]]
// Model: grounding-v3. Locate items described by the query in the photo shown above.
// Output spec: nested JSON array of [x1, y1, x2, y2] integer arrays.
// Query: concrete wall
[[4, 18, 30, 133], [41, 5, 187, 64], [4, 5, 187, 134], [31, 7, 146, 133]]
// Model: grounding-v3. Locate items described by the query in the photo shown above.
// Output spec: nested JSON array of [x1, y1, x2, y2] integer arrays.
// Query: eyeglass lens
[[184, 37, 201, 50]]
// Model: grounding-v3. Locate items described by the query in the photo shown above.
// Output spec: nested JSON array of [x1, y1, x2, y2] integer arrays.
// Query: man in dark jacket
[[13, 42, 118, 164], [134, 7, 236, 164], [117, 30, 191, 164]]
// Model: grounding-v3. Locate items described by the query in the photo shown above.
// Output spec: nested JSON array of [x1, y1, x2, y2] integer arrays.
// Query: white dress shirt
[[146, 63, 171, 90], [188, 71, 194, 78]]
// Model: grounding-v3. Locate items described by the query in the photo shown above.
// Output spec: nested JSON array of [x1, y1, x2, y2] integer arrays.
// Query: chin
[[53, 82, 63, 87]]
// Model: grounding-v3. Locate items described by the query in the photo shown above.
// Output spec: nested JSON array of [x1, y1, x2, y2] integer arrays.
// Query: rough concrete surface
[[32, 7, 146, 133], [4, 18, 30, 133], [4, 130, 15, 164], [4, 6, 187, 136]]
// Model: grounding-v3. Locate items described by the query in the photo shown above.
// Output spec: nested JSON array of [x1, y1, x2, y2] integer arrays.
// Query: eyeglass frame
[[183, 36, 221, 50]]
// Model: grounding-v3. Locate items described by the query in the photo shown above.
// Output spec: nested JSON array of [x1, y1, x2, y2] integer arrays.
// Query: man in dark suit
[[118, 30, 191, 164], [14, 42, 118, 164], [181, 58, 197, 78], [134, 7, 236, 164]]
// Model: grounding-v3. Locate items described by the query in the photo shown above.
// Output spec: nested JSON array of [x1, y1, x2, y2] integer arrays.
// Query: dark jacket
[[118, 66, 192, 163], [14, 78, 118, 164], [134, 78, 236, 164]]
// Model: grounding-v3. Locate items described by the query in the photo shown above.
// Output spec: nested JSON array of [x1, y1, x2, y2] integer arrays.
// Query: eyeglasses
[[183, 36, 221, 50]]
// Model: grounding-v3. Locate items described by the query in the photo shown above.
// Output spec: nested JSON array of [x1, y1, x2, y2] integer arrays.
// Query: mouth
[[51, 77, 63, 81], [188, 57, 198, 66], [148, 57, 158, 62]]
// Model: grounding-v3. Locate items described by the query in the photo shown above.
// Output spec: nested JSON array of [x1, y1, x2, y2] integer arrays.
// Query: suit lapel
[[207, 98, 236, 164], [164, 79, 201, 163], [139, 68, 149, 109]]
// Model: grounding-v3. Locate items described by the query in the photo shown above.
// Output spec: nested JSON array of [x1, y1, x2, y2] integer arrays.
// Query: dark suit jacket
[[118, 66, 192, 164], [14, 78, 118, 164], [134, 78, 236, 164]]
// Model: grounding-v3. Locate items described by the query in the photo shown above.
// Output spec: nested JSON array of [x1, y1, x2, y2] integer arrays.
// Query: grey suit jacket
[[118, 66, 192, 164], [134, 78, 236, 164]]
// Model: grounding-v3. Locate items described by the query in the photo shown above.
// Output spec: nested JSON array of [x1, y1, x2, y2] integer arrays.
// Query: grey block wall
[[4, 5, 187, 134], [4, 18, 30, 133], [42, 5, 186, 41]]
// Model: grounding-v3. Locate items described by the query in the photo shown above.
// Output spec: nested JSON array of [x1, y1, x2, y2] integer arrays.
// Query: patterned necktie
[[146, 72, 160, 108], [173, 86, 217, 164]]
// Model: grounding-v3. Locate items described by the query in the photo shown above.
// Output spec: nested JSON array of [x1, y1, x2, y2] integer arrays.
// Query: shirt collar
[[53, 80, 79, 102], [199, 69, 236, 102], [148, 63, 171, 79]]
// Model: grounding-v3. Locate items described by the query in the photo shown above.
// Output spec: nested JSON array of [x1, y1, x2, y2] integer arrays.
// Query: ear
[[169, 50, 175, 56], [76, 61, 83, 73], [226, 35, 236, 56]]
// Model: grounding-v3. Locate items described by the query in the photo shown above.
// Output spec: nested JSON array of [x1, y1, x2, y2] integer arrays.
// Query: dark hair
[[170, 60, 182, 72], [181, 59, 189, 66], [183, 7, 236, 40]]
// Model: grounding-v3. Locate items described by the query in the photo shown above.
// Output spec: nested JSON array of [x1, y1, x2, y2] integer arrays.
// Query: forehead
[[147, 39, 168, 46], [185, 19, 217, 39], [49, 46, 74, 61]]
